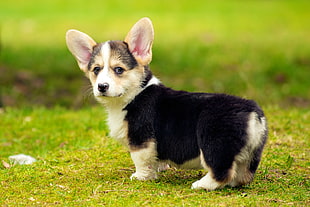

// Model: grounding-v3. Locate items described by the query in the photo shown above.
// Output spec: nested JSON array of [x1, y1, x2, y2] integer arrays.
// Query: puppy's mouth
[[96, 92, 123, 98]]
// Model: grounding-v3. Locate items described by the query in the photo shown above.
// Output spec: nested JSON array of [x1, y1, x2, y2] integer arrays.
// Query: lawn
[[0, 106, 309, 206], [0, 0, 309, 206]]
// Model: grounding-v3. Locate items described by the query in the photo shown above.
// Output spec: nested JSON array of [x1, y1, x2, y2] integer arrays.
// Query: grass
[[0, 0, 309, 206], [0, 106, 309, 206]]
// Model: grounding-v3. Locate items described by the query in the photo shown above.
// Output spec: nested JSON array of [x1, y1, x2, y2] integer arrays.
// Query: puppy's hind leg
[[191, 151, 235, 190], [229, 162, 253, 187], [130, 141, 158, 181]]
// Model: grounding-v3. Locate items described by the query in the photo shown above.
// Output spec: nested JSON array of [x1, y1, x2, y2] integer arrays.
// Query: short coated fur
[[66, 18, 267, 190]]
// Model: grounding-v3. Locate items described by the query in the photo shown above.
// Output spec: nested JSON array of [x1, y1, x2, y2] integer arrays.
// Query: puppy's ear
[[66, 29, 96, 72], [125, 17, 154, 65]]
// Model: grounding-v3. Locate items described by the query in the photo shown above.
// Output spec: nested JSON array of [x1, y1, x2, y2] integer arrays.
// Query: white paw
[[191, 173, 222, 190], [130, 172, 157, 181], [191, 180, 205, 190]]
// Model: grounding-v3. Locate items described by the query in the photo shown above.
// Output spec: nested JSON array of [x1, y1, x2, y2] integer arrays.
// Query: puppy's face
[[86, 41, 144, 100], [66, 18, 154, 103]]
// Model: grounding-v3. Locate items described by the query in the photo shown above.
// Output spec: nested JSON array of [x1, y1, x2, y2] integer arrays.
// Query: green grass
[[0, 106, 309, 206]]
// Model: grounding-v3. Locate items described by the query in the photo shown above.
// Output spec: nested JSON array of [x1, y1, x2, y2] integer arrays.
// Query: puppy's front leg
[[130, 141, 158, 180]]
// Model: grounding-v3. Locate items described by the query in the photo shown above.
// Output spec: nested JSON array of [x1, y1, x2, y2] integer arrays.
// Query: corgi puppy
[[66, 18, 267, 190]]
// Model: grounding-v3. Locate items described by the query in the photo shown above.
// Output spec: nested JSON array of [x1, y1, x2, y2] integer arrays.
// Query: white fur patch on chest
[[102, 78, 160, 147], [105, 103, 129, 146]]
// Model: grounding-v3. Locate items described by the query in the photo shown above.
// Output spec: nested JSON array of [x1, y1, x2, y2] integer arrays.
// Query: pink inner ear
[[131, 30, 148, 58], [79, 45, 92, 64]]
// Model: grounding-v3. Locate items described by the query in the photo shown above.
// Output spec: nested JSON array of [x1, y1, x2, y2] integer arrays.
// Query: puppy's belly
[[163, 156, 203, 169]]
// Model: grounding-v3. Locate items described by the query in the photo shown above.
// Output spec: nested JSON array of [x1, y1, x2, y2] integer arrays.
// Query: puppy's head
[[66, 18, 154, 104]]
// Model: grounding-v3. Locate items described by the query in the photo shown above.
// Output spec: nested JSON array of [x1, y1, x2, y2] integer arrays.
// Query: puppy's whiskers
[[82, 84, 94, 102]]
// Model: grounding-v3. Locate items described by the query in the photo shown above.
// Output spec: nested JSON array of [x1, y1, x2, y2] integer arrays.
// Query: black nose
[[98, 83, 109, 93]]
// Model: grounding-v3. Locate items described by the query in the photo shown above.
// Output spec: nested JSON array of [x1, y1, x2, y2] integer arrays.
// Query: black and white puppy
[[66, 18, 267, 190]]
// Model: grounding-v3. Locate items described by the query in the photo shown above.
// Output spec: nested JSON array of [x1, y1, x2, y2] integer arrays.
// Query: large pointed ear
[[124, 17, 154, 65], [66, 29, 96, 71]]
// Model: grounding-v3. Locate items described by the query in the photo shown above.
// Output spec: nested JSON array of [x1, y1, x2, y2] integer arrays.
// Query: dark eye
[[93, 66, 101, 75], [114, 67, 125, 75]]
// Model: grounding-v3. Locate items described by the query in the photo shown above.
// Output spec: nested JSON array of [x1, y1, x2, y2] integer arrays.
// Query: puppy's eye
[[114, 67, 125, 75], [93, 67, 101, 75]]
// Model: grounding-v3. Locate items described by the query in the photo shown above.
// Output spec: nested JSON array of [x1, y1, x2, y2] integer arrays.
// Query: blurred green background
[[1, 0, 309, 108]]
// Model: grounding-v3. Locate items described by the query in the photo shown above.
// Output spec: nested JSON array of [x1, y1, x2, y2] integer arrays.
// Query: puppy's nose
[[98, 83, 109, 93]]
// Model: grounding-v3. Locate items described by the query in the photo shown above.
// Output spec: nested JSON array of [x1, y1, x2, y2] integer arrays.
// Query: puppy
[[66, 17, 267, 190]]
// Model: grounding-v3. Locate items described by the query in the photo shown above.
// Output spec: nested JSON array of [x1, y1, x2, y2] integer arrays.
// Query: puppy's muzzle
[[98, 83, 109, 93]]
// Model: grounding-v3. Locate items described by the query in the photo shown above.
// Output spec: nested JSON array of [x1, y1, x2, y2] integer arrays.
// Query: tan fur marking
[[229, 162, 254, 187], [87, 54, 104, 86], [129, 139, 156, 152]]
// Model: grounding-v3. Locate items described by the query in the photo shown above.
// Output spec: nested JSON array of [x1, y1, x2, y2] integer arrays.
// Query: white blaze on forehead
[[93, 41, 112, 97], [101, 41, 111, 70], [96, 41, 111, 82]]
